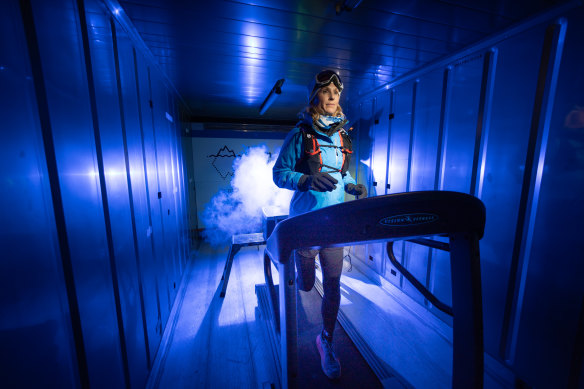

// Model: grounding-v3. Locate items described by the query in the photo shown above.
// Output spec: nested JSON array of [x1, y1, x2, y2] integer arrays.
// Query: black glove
[[298, 172, 338, 192], [346, 183, 367, 198]]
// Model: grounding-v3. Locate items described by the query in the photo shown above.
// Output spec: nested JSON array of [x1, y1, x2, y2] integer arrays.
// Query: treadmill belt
[[257, 283, 382, 388]]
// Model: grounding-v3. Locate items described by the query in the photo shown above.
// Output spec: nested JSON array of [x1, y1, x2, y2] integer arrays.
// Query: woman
[[272, 69, 366, 379]]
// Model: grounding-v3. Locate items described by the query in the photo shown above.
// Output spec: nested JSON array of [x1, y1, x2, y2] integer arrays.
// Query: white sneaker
[[316, 334, 341, 379]]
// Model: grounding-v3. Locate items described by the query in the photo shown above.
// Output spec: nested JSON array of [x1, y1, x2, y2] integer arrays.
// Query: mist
[[202, 145, 293, 245]]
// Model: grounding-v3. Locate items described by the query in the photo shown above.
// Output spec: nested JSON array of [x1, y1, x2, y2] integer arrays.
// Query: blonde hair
[[305, 101, 344, 123]]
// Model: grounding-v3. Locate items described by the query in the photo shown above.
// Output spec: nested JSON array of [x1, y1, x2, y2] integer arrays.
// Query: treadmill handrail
[[265, 190, 486, 265], [387, 241, 454, 316]]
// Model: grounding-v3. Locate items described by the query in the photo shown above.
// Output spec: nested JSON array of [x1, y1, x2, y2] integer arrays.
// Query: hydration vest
[[295, 123, 353, 176]]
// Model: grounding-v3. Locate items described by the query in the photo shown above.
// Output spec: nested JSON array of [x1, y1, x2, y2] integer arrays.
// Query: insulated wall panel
[[430, 55, 483, 320], [171, 98, 189, 270], [28, 0, 125, 386], [477, 26, 545, 357], [182, 127, 198, 240], [136, 57, 171, 338], [369, 92, 391, 197], [355, 98, 375, 192], [165, 99, 184, 276], [410, 70, 443, 192], [439, 56, 483, 192], [345, 100, 367, 271], [354, 3, 584, 386], [402, 69, 445, 306], [352, 98, 377, 272], [0, 1, 78, 387], [512, 14, 584, 388], [387, 82, 414, 194], [2, 0, 189, 386], [366, 93, 391, 276], [161, 89, 181, 297], [149, 71, 179, 307], [113, 23, 162, 366], [387, 83, 415, 289], [85, 3, 149, 387], [171, 96, 187, 265], [179, 107, 191, 266]]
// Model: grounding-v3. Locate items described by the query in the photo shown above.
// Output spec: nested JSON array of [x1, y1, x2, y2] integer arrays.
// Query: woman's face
[[316, 84, 340, 115]]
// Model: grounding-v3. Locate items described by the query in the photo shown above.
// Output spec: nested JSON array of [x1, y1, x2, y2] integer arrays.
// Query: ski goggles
[[314, 70, 344, 92]]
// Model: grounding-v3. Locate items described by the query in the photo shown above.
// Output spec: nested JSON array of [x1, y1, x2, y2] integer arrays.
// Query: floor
[[146, 242, 277, 389], [145, 242, 486, 389]]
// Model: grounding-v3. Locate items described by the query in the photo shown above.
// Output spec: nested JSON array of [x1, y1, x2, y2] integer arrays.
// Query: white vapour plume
[[202, 145, 292, 245]]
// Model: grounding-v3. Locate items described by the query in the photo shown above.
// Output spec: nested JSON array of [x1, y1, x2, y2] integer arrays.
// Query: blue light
[[241, 23, 265, 104]]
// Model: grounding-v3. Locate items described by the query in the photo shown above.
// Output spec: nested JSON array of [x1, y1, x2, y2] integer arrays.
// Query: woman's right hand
[[298, 172, 338, 192]]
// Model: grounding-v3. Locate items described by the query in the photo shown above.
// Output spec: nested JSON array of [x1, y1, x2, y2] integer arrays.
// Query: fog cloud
[[202, 145, 292, 245]]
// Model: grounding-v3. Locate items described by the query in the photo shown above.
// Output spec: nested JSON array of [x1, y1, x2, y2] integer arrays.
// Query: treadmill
[[259, 191, 486, 389]]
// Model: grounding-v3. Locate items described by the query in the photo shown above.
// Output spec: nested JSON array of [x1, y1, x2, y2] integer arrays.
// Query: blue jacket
[[273, 117, 356, 217]]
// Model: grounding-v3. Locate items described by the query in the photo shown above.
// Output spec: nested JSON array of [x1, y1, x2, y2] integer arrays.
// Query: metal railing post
[[279, 257, 298, 389]]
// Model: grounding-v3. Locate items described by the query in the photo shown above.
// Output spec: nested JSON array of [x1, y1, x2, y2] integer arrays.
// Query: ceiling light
[[259, 79, 285, 116]]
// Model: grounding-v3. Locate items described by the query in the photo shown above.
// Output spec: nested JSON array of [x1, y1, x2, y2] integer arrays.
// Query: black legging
[[295, 247, 344, 337]]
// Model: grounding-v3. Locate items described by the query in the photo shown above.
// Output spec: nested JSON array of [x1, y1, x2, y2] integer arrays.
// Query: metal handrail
[[386, 241, 453, 316]]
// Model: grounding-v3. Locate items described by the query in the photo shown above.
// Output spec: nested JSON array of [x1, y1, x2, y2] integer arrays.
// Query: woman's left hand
[[346, 183, 367, 198]]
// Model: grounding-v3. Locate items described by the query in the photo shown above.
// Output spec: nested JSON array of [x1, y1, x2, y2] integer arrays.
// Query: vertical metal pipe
[[370, 97, 377, 195], [384, 89, 394, 194], [264, 253, 280, 333], [471, 49, 498, 198], [354, 102, 363, 185], [449, 233, 484, 389], [435, 67, 451, 191], [279, 257, 298, 389], [405, 80, 418, 193]]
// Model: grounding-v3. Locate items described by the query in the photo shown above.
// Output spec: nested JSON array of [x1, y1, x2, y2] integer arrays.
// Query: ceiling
[[115, 0, 567, 123]]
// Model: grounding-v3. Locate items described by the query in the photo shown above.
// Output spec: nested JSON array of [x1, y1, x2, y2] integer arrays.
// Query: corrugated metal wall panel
[[111, 15, 161, 371], [148, 69, 179, 310], [353, 3, 584, 385], [387, 83, 415, 291], [141, 64, 172, 333], [351, 99, 375, 273], [128, 43, 167, 365], [410, 69, 443, 192], [402, 69, 445, 308], [511, 11, 584, 387], [1, 0, 189, 386], [28, 0, 127, 386], [387, 82, 415, 194], [85, 1, 150, 386], [477, 22, 546, 358], [0, 1, 79, 387]]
